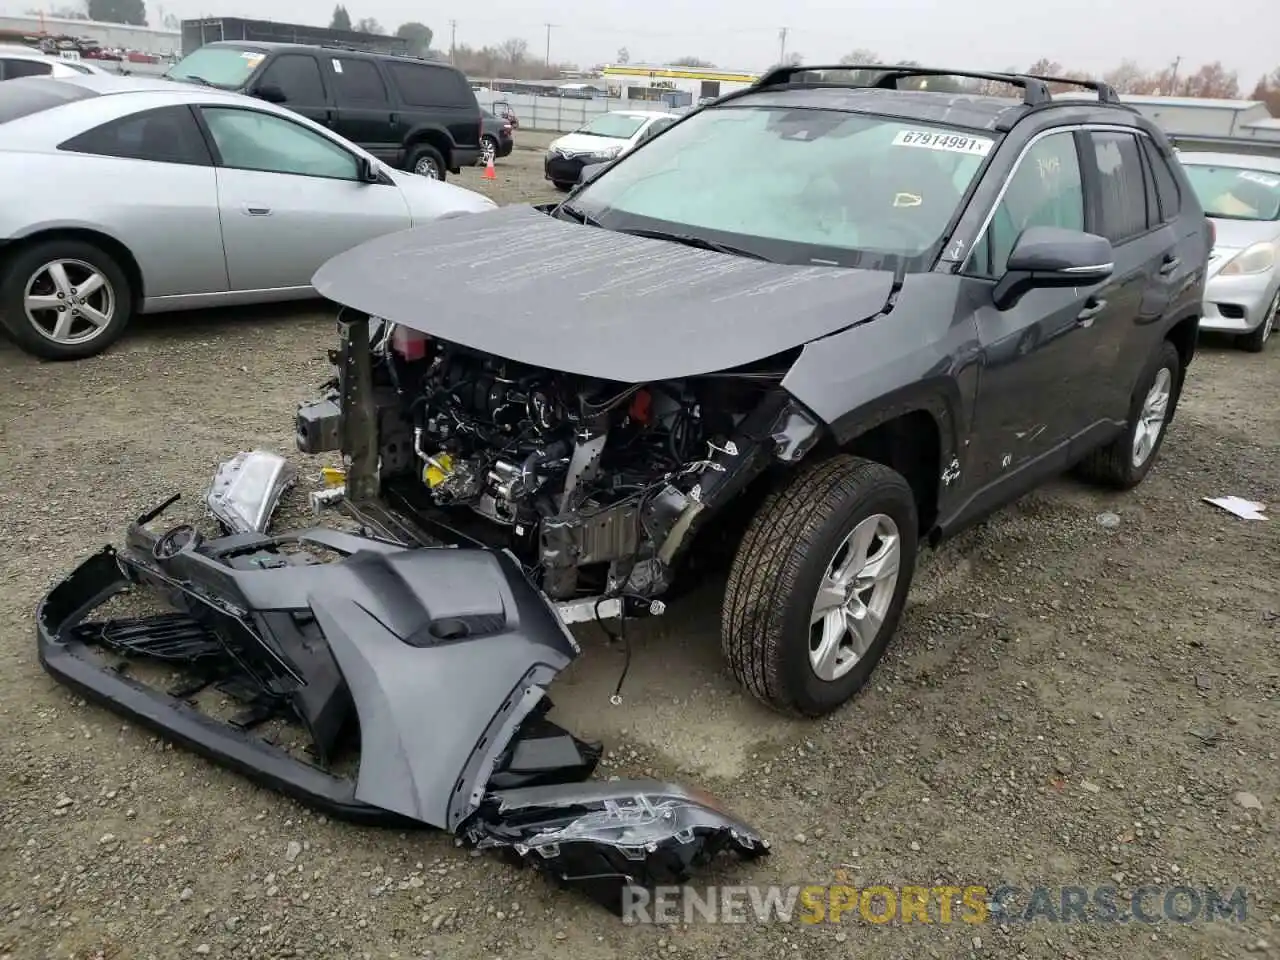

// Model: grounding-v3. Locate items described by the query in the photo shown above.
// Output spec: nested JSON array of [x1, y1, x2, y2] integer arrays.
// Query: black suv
[[293, 65, 1210, 718], [166, 41, 482, 179]]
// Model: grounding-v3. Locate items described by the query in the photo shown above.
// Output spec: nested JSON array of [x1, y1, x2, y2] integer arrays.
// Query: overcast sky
[[18, 0, 1280, 86]]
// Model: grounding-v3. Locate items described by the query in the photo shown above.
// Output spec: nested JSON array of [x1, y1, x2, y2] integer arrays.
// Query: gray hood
[[312, 204, 895, 382]]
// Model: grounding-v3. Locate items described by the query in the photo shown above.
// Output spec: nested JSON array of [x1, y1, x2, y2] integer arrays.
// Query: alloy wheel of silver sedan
[[24, 259, 116, 346], [1262, 292, 1278, 344], [1131, 366, 1172, 468], [413, 156, 440, 179], [809, 513, 902, 682]]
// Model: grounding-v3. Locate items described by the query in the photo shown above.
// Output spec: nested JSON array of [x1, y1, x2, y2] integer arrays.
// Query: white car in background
[[543, 109, 679, 190], [0, 44, 109, 80], [1178, 151, 1280, 352]]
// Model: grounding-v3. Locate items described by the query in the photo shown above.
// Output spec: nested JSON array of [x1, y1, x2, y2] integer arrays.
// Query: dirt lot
[[1, 132, 1277, 960]]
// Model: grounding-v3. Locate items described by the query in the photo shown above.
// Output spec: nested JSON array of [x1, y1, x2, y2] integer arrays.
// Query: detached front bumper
[[35, 497, 769, 911], [1200, 269, 1279, 334]]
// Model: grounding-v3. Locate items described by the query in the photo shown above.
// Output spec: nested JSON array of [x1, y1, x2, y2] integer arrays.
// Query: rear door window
[[257, 53, 326, 106], [329, 57, 388, 105], [386, 60, 470, 107], [1, 57, 54, 79], [59, 104, 212, 166], [1087, 131, 1150, 243]]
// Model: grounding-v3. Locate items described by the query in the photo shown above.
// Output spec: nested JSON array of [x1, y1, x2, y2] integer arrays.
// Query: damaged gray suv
[[36, 65, 1210, 912], [302, 64, 1209, 714]]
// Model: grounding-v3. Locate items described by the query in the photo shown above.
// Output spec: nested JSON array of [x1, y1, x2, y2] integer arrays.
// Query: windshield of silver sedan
[[561, 104, 996, 266]]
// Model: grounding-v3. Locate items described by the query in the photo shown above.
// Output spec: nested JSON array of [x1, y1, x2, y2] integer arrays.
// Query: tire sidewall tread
[[722, 455, 919, 717], [0, 239, 132, 361]]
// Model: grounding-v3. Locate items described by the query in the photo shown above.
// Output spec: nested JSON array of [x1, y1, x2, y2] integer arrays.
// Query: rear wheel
[[1073, 339, 1181, 489], [1238, 291, 1277, 353], [721, 455, 919, 717], [553, 181, 574, 192], [406, 144, 447, 181], [0, 238, 132, 360]]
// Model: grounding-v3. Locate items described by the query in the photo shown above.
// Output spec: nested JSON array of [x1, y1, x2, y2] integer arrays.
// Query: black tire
[[1073, 339, 1181, 490], [405, 144, 447, 182], [553, 181, 574, 192], [1238, 292, 1276, 353], [721, 455, 919, 717], [0, 238, 132, 361]]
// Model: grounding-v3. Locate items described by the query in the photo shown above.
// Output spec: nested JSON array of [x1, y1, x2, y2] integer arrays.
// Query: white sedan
[[0, 73, 494, 360]]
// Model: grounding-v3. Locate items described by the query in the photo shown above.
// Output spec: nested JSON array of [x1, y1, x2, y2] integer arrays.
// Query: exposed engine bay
[[295, 315, 825, 607]]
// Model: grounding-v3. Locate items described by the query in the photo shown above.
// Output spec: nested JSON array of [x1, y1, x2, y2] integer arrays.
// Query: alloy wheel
[[808, 513, 902, 682], [1131, 367, 1172, 468], [23, 259, 115, 346]]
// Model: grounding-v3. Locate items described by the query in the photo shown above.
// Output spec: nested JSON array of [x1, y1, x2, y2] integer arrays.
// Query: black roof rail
[[752, 63, 1121, 107], [753, 64, 1052, 105], [1021, 73, 1121, 103]]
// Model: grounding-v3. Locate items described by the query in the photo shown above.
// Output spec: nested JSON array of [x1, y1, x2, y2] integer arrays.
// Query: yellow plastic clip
[[424, 453, 454, 488], [320, 466, 346, 488]]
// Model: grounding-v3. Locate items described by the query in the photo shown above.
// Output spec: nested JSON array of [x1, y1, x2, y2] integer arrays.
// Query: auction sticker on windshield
[[893, 129, 993, 156]]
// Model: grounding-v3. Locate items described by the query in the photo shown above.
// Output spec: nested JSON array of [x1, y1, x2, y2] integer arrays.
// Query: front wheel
[[0, 239, 132, 360], [721, 455, 919, 717], [1238, 291, 1277, 353]]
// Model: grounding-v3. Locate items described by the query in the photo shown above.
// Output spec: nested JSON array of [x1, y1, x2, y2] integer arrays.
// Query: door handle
[[1077, 298, 1107, 325], [243, 205, 272, 216], [1159, 255, 1181, 276], [390, 111, 399, 124]]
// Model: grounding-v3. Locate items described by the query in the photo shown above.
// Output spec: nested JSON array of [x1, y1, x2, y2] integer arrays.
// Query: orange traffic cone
[[483, 152, 496, 180]]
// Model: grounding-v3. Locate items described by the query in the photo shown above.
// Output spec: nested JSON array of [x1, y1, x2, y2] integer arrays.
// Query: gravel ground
[[1, 132, 1277, 960]]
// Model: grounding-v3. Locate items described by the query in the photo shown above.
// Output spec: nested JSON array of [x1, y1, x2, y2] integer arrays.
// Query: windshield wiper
[[175, 74, 216, 87], [619, 228, 770, 261], [555, 202, 601, 227]]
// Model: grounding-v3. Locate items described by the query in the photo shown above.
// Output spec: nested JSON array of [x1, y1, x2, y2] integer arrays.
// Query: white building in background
[[0, 12, 180, 56]]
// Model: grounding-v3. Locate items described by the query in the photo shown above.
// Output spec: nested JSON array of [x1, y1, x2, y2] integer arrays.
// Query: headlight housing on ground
[[1219, 240, 1279, 277]]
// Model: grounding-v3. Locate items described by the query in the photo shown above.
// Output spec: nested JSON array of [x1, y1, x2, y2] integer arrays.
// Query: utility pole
[[778, 26, 788, 64], [544, 23, 556, 66], [1168, 55, 1181, 94], [449, 19, 457, 64]]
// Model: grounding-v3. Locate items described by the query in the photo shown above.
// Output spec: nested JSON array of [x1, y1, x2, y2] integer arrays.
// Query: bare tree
[[1179, 61, 1240, 98], [1250, 68, 1280, 115], [616, 46, 630, 65], [354, 17, 383, 34], [671, 56, 714, 68], [499, 37, 529, 68], [1103, 60, 1157, 94], [838, 48, 880, 66]]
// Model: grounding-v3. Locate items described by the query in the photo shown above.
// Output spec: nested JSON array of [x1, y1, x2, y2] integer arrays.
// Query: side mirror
[[992, 226, 1114, 310], [356, 156, 382, 184], [578, 161, 609, 185], [253, 82, 287, 103]]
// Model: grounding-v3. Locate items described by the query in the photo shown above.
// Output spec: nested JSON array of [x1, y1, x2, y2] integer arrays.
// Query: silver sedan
[[1178, 151, 1280, 352], [0, 74, 495, 360]]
